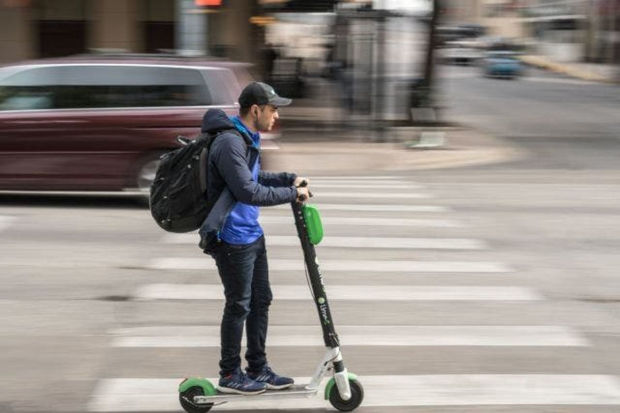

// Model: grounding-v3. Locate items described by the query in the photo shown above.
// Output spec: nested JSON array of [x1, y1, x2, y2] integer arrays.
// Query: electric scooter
[[178, 202, 364, 412]]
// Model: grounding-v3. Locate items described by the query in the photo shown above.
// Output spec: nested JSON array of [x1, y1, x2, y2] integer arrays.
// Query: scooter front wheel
[[179, 386, 213, 413], [328, 378, 364, 411]]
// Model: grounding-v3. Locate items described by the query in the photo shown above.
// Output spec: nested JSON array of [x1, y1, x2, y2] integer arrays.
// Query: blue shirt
[[219, 116, 263, 245]]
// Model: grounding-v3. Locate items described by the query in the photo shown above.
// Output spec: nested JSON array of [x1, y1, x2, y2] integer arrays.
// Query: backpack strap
[[198, 128, 244, 195], [198, 134, 211, 195]]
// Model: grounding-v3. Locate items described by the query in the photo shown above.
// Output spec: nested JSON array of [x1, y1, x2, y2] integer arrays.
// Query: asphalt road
[[439, 64, 620, 142], [1, 67, 620, 413]]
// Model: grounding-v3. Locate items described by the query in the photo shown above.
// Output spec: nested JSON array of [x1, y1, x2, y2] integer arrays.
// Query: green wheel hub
[[178, 377, 217, 396]]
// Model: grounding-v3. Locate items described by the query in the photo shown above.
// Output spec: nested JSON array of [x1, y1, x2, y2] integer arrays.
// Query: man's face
[[254, 104, 279, 132]]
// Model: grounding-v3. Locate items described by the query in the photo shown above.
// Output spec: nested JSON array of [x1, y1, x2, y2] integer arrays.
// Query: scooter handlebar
[[296, 190, 313, 203]]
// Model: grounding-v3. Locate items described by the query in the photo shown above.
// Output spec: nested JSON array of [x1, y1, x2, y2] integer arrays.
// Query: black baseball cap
[[238, 82, 292, 108]]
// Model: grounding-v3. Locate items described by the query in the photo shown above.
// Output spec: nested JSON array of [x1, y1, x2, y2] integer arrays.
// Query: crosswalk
[[88, 175, 620, 411], [110, 325, 588, 347], [147, 259, 511, 272], [312, 191, 432, 199], [0, 215, 15, 232], [256, 215, 464, 227], [134, 284, 541, 301], [90, 375, 620, 411], [163, 234, 483, 249], [272, 203, 451, 212]]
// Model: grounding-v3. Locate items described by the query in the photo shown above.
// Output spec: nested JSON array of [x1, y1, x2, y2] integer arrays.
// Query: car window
[[0, 65, 212, 110], [201, 68, 239, 105]]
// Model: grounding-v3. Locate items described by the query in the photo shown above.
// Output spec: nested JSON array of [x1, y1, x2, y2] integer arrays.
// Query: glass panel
[[201, 69, 236, 105], [0, 88, 53, 110], [0, 65, 213, 109]]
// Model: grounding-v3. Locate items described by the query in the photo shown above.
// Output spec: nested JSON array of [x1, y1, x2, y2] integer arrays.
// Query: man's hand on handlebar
[[296, 186, 311, 203], [294, 176, 312, 203], [294, 177, 309, 188]]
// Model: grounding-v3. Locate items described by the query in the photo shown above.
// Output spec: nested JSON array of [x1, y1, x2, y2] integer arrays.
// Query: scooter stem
[[291, 202, 352, 401], [291, 202, 340, 348]]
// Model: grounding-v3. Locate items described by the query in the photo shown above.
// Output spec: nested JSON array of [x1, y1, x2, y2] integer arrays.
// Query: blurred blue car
[[481, 51, 522, 79]]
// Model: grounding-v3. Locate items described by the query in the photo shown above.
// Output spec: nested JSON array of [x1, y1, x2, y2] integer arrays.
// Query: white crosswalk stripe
[[259, 215, 465, 227], [273, 203, 450, 212], [163, 234, 485, 249], [148, 258, 511, 272], [89, 375, 620, 411], [0, 215, 15, 232], [157, 211, 466, 230], [308, 176, 404, 180], [134, 284, 541, 301], [314, 191, 432, 199], [306, 177, 420, 189], [110, 325, 589, 347], [310, 183, 422, 189]]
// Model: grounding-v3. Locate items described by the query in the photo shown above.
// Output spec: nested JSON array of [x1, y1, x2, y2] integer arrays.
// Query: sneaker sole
[[265, 383, 294, 390], [217, 386, 266, 395]]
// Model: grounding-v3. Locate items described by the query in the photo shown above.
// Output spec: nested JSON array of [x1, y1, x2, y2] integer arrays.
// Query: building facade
[[439, 0, 618, 64], [0, 0, 262, 64]]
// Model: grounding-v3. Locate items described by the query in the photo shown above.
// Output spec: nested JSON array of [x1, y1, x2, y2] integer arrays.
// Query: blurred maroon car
[[0, 55, 276, 193]]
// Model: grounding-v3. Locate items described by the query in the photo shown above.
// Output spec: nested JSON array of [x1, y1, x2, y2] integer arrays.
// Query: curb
[[265, 130, 525, 174], [520, 55, 614, 83]]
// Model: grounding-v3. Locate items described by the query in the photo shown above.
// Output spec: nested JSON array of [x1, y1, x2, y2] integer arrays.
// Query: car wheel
[[136, 157, 161, 193], [132, 153, 167, 207]]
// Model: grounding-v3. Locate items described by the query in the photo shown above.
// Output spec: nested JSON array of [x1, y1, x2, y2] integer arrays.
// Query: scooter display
[[178, 202, 364, 412]]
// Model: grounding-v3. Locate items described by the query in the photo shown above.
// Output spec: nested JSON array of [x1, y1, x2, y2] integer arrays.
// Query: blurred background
[[0, 0, 619, 126], [0, 0, 618, 186], [2, 1, 620, 413]]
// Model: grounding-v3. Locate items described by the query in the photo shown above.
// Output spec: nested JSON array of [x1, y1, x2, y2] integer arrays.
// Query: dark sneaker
[[218, 369, 267, 395], [247, 366, 294, 390]]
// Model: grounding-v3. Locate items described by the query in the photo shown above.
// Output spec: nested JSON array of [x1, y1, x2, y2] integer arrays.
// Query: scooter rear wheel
[[179, 386, 213, 413], [328, 378, 364, 411]]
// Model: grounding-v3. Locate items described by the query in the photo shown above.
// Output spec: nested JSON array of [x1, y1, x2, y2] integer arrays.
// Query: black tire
[[179, 386, 213, 413], [329, 379, 364, 412], [131, 151, 167, 207], [136, 155, 163, 193]]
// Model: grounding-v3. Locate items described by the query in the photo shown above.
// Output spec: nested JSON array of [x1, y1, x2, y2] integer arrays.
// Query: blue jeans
[[214, 235, 272, 376]]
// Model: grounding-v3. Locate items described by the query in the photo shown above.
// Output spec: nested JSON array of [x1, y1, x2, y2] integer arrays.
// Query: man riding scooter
[[199, 82, 310, 394]]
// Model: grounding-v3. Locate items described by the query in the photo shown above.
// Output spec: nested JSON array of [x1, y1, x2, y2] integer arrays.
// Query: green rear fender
[[302, 204, 323, 245], [178, 377, 217, 396], [324, 372, 358, 400]]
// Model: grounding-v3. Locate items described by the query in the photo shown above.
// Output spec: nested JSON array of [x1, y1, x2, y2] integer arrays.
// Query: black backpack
[[149, 130, 234, 233]]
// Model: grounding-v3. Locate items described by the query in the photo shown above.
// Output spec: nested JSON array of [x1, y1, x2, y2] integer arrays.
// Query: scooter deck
[[193, 385, 318, 404]]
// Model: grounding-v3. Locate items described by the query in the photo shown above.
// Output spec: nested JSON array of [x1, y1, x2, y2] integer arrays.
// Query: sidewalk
[[267, 78, 524, 174], [520, 55, 619, 83], [266, 128, 525, 175]]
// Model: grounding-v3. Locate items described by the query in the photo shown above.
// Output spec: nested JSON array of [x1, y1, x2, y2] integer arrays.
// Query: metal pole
[[423, 0, 440, 89], [176, 0, 207, 56], [373, 13, 387, 141]]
